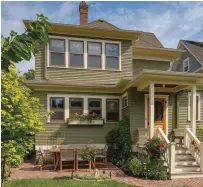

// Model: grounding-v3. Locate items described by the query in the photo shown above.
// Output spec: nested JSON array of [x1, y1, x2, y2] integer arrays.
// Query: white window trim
[[121, 92, 128, 109], [183, 57, 190, 72], [47, 36, 121, 71], [188, 92, 201, 121], [47, 94, 121, 123]]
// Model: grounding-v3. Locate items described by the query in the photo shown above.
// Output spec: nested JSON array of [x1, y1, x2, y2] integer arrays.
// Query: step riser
[[176, 155, 194, 160], [171, 173, 203, 179], [175, 161, 198, 166], [174, 167, 200, 172]]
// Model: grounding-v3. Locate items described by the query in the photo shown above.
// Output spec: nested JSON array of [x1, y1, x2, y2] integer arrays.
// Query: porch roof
[[25, 70, 203, 93], [125, 69, 203, 92]]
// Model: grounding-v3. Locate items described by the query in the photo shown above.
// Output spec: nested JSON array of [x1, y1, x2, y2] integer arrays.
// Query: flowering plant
[[144, 136, 167, 161], [191, 139, 199, 151]]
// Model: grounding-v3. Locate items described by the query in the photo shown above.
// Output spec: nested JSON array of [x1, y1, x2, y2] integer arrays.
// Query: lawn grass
[[5, 177, 141, 187]]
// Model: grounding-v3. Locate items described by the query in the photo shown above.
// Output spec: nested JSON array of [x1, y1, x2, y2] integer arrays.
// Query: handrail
[[155, 128, 170, 144], [184, 128, 203, 172]]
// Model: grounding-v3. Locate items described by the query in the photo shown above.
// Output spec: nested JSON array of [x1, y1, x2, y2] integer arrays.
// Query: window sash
[[49, 39, 65, 66], [105, 43, 119, 57], [122, 96, 128, 108], [106, 99, 119, 122], [50, 97, 65, 122], [88, 99, 102, 116], [183, 58, 189, 72], [69, 98, 83, 115]]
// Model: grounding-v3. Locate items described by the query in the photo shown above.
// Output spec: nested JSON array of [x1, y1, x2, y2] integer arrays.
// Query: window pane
[[106, 57, 119, 69], [88, 56, 101, 68], [50, 53, 65, 66], [70, 98, 83, 108], [50, 39, 65, 52], [122, 97, 128, 108], [106, 99, 119, 122], [154, 101, 163, 121], [106, 44, 119, 56], [70, 41, 83, 54], [70, 54, 83, 67], [51, 111, 64, 121], [88, 42, 101, 55], [51, 98, 64, 109], [89, 100, 101, 108]]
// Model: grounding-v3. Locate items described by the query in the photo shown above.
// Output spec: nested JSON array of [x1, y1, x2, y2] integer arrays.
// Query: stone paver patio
[[10, 162, 203, 187]]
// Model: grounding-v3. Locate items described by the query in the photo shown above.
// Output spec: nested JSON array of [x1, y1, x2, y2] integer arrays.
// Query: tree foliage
[[1, 66, 49, 167], [23, 69, 35, 80], [1, 14, 51, 71]]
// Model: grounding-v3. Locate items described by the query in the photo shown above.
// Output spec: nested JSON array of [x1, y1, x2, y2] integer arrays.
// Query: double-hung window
[[188, 93, 201, 121], [69, 98, 83, 115], [50, 97, 65, 122], [88, 99, 102, 116], [88, 42, 102, 69], [105, 43, 119, 70], [183, 57, 189, 72], [106, 99, 119, 122], [49, 39, 65, 66], [69, 40, 84, 68]]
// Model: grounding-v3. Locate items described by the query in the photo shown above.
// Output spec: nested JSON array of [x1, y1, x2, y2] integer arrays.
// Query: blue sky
[[2, 1, 203, 73]]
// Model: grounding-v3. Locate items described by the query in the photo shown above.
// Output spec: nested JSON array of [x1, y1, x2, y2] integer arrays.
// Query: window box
[[68, 119, 104, 125]]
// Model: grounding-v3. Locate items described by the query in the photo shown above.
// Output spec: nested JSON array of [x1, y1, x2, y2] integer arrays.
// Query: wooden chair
[[75, 149, 91, 172], [37, 147, 55, 171], [60, 149, 75, 172], [94, 145, 108, 167]]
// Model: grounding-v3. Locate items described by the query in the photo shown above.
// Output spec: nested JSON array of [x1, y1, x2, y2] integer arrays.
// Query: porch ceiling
[[126, 69, 203, 93]]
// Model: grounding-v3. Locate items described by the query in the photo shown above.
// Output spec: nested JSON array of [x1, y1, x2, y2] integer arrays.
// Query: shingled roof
[[181, 40, 203, 66], [83, 18, 164, 48]]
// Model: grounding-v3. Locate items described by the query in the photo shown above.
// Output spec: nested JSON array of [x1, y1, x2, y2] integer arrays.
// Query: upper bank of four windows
[[48, 37, 121, 71]]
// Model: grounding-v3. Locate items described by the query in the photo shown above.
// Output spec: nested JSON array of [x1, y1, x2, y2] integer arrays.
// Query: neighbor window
[[106, 99, 119, 122], [69, 40, 84, 68], [88, 99, 101, 116], [105, 43, 119, 69], [88, 42, 102, 69], [69, 98, 83, 115], [183, 58, 189, 72], [188, 94, 201, 121], [50, 97, 65, 122], [122, 96, 128, 108], [49, 39, 65, 66]]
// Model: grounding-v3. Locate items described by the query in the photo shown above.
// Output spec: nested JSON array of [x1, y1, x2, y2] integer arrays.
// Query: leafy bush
[[81, 145, 97, 161], [142, 164, 168, 180], [68, 113, 102, 123], [144, 136, 167, 161], [127, 157, 142, 176], [106, 118, 132, 165]]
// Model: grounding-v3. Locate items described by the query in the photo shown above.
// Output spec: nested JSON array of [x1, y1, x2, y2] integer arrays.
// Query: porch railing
[[155, 128, 176, 173], [184, 128, 203, 172]]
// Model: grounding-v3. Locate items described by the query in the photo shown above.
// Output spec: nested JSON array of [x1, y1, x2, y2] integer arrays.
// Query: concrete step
[[174, 165, 200, 172], [175, 154, 194, 160], [175, 160, 198, 167], [175, 148, 190, 154], [171, 171, 203, 179]]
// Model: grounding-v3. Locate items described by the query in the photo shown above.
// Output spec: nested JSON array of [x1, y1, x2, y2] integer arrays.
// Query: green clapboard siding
[[35, 44, 45, 80], [128, 88, 176, 144], [35, 40, 132, 84], [34, 91, 117, 146], [132, 59, 170, 76], [177, 91, 203, 142]]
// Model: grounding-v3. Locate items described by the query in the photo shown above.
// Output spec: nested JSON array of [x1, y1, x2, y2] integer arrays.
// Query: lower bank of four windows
[[50, 97, 119, 123]]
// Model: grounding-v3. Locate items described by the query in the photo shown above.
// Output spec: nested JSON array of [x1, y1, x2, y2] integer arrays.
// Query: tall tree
[[23, 69, 35, 80], [1, 14, 51, 183], [1, 14, 51, 71]]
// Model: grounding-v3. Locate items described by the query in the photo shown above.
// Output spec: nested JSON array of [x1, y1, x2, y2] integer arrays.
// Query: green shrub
[[81, 145, 97, 162], [142, 164, 168, 180], [128, 157, 142, 176], [106, 118, 132, 165]]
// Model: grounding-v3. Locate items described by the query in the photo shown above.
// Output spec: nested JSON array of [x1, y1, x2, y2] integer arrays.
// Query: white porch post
[[191, 85, 197, 135], [149, 82, 154, 138]]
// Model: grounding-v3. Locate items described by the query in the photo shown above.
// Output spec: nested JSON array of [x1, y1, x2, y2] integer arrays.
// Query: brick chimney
[[79, 1, 88, 25]]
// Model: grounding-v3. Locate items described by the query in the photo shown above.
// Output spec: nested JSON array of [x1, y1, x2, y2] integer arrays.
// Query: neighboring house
[[24, 2, 203, 178]]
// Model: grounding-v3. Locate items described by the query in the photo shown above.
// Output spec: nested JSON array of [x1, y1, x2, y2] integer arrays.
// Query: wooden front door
[[147, 98, 166, 133]]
